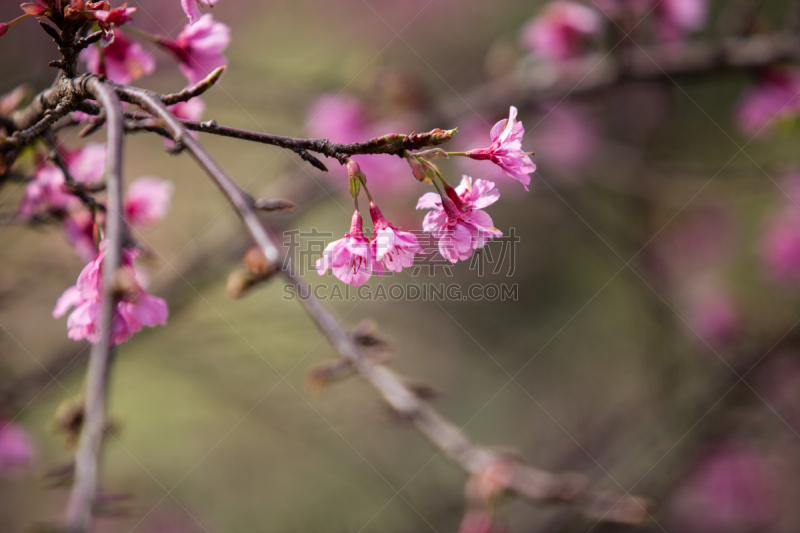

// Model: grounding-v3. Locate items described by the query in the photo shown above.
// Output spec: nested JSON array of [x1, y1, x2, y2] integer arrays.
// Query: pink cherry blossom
[[417, 176, 502, 263], [735, 69, 800, 137], [159, 14, 229, 86], [464, 107, 536, 190], [316, 211, 379, 287], [124, 177, 175, 227], [92, 6, 137, 32], [369, 202, 422, 273], [81, 30, 155, 85], [53, 245, 168, 345], [64, 209, 99, 262], [0, 420, 36, 475], [181, 0, 219, 25], [520, 1, 603, 61], [18, 143, 106, 219]]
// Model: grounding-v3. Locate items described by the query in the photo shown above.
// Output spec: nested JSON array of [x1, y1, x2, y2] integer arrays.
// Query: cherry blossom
[[0, 421, 36, 475], [124, 177, 175, 227], [181, 0, 219, 25], [369, 202, 422, 273], [316, 211, 379, 287], [17, 143, 106, 219], [53, 245, 168, 345], [417, 176, 502, 263], [520, 1, 603, 61], [159, 14, 229, 86], [81, 30, 155, 85], [464, 106, 536, 190]]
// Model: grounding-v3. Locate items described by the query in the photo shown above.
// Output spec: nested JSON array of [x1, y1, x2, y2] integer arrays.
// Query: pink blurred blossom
[[124, 177, 175, 227], [685, 283, 739, 350], [369, 202, 422, 273], [81, 31, 155, 85], [736, 69, 800, 137], [0, 421, 36, 475], [181, 0, 219, 25], [670, 443, 776, 533], [417, 176, 502, 263], [64, 209, 99, 262], [18, 143, 106, 219], [653, 0, 708, 42], [529, 104, 599, 179], [306, 94, 411, 191], [160, 15, 229, 86], [316, 211, 381, 287], [464, 106, 536, 190], [520, 1, 603, 61], [169, 98, 206, 122], [53, 245, 168, 345]]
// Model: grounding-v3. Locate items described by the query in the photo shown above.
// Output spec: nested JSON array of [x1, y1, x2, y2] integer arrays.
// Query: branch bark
[[63, 78, 125, 533]]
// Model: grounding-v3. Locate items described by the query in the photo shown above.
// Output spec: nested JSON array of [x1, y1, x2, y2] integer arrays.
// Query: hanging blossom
[[520, 1, 603, 62], [81, 30, 155, 85], [735, 69, 800, 137], [181, 0, 219, 25], [463, 106, 536, 190], [53, 245, 168, 345], [417, 176, 502, 264], [158, 14, 229, 86], [316, 210, 381, 288], [369, 202, 423, 273]]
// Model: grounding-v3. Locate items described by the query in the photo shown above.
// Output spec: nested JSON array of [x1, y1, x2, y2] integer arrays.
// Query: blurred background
[[2, 0, 800, 531]]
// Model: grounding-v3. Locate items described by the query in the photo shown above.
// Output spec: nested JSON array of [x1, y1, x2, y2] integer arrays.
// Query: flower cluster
[[18, 143, 174, 261], [53, 245, 168, 345], [317, 106, 535, 286]]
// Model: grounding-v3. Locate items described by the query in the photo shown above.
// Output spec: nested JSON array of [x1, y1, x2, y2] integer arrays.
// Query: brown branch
[[112, 82, 648, 525], [63, 79, 125, 533]]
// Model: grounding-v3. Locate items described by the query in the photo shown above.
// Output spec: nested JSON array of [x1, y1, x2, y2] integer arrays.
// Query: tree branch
[[63, 78, 125, 533], [112, 82, 649, 525]]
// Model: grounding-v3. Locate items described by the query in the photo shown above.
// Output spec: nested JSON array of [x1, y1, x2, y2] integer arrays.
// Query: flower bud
[[243, 246, 277, 278], [0, 24, 8, 38], [347, 159, 365, 198], [225, 269, 257, 299], [253, 198, 296, 212], [404, 153, 436, 183]]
